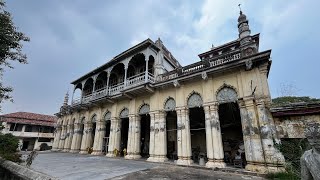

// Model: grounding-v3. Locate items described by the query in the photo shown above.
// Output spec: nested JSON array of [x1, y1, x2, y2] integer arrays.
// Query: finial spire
[[238, 4, 242, 14], [63, 91, 69, 106]]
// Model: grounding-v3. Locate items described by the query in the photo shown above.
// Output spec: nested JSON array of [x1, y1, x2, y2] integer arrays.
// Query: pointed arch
[[119, 107, 129, 118], [216, 84, 238, 103], [91, 114, 97, 123], [104, 111, 111, 121], [187, 91, 203, 108], [164, 97, 176, 111], [138, 103, 150, 115]]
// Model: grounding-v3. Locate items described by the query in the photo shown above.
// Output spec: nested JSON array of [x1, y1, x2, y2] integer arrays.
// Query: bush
[[0, 133, 21, 162]]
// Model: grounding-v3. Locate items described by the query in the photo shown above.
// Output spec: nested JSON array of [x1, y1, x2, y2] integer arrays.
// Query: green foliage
[[0, 133, 21, 162], [0, 1, 29, 109], [274, 138, 311, 178], [266, 172, 299, 180], [272, 96, 320, 107]]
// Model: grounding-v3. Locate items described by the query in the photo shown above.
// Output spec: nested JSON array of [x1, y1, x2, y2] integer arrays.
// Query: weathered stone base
[[91, 151, 104, 156], [205, 159, 226, 168], [69, 149, 80, 153], [79, 150, 88, 154], [245, 162, 268, 173], [146, 155, 168, 162], [176, 158, 193, 166], [62, 149, 70, 152], [106, 153, 116, 157], [125, 154, 141, 159]]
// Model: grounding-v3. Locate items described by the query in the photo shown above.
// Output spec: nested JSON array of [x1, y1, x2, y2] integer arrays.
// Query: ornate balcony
[[71, 73, 155, 106]]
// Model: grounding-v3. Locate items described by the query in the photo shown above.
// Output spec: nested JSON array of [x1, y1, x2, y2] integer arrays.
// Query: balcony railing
[[72, 73, 155, 105]]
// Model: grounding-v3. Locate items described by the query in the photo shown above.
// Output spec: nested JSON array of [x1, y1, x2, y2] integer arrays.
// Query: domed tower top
[[237, 5, 251, 44]]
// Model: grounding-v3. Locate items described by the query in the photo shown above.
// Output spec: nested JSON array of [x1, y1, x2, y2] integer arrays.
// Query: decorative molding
[[173, 80, 180, 87], [201, 71, 208, 80]]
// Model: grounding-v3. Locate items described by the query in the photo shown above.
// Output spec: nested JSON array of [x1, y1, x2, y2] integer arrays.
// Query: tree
[[272, 96, 320, 107], [0, 132, 20, 162], [0, 1, 29, 110]]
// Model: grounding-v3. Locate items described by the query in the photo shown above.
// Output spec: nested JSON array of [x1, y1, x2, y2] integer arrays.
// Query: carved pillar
[[52, 126, 62, 151], [145, 58, 149, 83], [133, 115, 141, 158], [204, 105, 214, 167], [210, 103, 226, 168], [124, 63, 128, 87], [256, 99, 285, 172], [70, 122, 82, 153], [126, 115, 141, 159], [58, 125, 67, 150], [64, 124, 74, 152], [176, 108, 183, 162], [157, 111, 168, 162], [106, 117, 121, 157], [79, 122, 91, 154], [242, 97, 267, 172], [106, 71, 110, 95], [147, 112, 156, 161], [176, 107, 193, 165], [92, 119, 106, 155]]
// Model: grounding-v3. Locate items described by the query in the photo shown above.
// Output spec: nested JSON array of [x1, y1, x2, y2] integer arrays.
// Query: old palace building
[[53, 11, 287, 173]]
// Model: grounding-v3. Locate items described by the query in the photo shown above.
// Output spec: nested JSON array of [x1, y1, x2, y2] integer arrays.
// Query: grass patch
[[266, 172, 299, 180]]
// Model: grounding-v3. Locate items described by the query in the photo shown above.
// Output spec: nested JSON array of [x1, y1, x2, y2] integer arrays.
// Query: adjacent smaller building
[[0, 112, 57, 151]]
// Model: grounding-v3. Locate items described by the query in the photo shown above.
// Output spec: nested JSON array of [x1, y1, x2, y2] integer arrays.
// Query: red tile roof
[[0, 112, 57, 126]]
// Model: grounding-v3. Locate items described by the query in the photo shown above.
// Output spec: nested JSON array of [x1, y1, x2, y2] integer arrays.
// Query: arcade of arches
[[53, 85, 285, 173]]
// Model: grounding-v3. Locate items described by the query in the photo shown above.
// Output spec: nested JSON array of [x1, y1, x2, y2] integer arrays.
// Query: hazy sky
[[2, 0, 319, 115]]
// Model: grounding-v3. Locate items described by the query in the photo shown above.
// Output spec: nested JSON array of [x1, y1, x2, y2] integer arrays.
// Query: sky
[[2, 0, 320, 115]]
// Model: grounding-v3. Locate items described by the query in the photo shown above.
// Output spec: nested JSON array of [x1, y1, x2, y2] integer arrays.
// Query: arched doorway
[[164, 97, 177, 160], [217, 87, 246, 168], [187, 92, 206, 165], [103, 111, 111, 154], [120, 108, 129, 157], [139, 104, 150, 158], [90, 115, 97, 149]]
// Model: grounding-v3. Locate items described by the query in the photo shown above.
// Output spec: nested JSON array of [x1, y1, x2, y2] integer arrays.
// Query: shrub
[[0, 133, 21, 162]]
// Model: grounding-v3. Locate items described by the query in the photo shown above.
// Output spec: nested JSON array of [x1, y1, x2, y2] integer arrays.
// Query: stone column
[[106, 117, 121, 157], [64, 124, 74, 152], [176, 107, 193, 165], [133, 115, 141, 159], [70, 122, 82, 153], [204, 105, 214, 167], [92, 119, 106, 155], [145, 58, 149, 83], [58, 125, 67, 150], [256, 99, 285, 172], [176, 108, 183, 163], [52, 126, 62, 151], [208, 103, 226, 168], [79, 122, 92, 154], [147, 112, 156, 161], [156, 111, 168, 162], [242, 97, 267, 173], [126, 115, 141, 159]]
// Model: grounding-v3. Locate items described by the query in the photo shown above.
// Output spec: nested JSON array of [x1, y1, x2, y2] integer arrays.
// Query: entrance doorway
[[120, 118, 129, 156], [103, 120, 111, 154], [22, 141, 29, 151], [189, 107, 206, 164], [219, 102, 246, 168], [140, 114, 150, 158], [166, 111, 177, 160]]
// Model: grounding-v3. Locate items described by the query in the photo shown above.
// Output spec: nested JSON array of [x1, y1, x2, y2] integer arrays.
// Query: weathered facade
[[53, 11, 286, 173], [0, 112, 56, 151]]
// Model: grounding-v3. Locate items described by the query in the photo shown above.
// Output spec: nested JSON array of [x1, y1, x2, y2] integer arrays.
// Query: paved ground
[[30, 152, 265, 180]]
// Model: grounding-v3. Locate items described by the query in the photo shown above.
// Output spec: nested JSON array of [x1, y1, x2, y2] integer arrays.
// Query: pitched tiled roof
[[0, 112, 57, 126]]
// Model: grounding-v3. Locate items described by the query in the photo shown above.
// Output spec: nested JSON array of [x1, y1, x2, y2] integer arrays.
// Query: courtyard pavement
[[30, 152, 265, 180]]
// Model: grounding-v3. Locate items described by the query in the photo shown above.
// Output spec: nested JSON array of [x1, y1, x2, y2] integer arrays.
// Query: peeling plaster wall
[[274, 114, 320, 138]]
